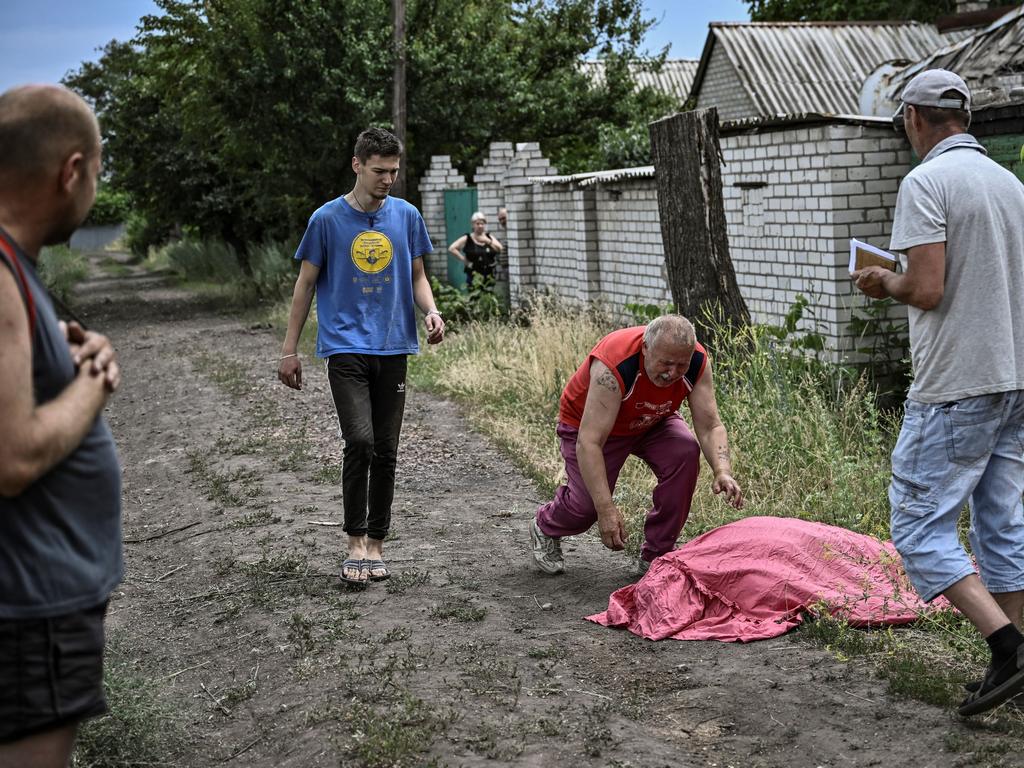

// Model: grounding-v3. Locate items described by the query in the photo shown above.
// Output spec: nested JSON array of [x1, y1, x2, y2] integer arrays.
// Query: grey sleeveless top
[[0, 228, 123, 618]]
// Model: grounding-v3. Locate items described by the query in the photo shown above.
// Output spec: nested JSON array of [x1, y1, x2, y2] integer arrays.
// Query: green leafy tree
[[65, 0, 673, 262], [745, 0, 958, 22]]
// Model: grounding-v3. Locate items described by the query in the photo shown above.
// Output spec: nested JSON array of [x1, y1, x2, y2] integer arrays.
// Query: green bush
[[125, 212, 173, 259], [38, 245, 89, 303], [83, 186, 132, 227], [430, 274, 504, 332], [249, 239, 299, 301], [166, 239, 243, 283]]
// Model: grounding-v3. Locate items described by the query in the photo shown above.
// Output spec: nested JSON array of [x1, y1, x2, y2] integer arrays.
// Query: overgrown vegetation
[[161, 238, 299, 302], [410, 298, 896, 542], [406, 298, 1022, 726], [38, 245, 89, 304]]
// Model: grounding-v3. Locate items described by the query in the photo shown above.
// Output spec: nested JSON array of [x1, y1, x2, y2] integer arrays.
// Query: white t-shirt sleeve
[[890, 172, 947, 252]]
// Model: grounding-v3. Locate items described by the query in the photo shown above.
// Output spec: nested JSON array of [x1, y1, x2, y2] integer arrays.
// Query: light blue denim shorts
[[889, 390, 1024, 602]]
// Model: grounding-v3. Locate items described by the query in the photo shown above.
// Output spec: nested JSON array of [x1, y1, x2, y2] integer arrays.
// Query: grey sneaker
[[635, 557, 651, 576], [529, 518, 564, 574]]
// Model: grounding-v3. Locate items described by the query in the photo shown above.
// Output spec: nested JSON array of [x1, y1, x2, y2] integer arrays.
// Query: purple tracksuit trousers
[[535, 413, 701, 563]]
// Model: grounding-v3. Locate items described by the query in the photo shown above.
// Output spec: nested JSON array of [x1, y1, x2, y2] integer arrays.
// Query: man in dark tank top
[[0, 84, 123, 766]]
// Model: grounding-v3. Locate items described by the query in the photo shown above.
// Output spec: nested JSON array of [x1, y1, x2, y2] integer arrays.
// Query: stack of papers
[[849, 238, 897, 273]]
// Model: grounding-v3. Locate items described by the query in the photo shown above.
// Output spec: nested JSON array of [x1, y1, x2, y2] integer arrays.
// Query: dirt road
[[74, 257, 1018, 767]]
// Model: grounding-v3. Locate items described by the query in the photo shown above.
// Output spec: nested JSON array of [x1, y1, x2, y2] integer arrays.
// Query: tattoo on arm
[[595, 369, 619, 393], [716, 445, 731, 469]]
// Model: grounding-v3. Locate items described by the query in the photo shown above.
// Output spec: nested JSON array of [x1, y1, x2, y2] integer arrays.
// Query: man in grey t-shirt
[[853, 69, 1024, 717]]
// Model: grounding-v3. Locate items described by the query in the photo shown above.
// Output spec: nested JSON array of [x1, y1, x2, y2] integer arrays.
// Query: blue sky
[[0, 0, 750, 94]]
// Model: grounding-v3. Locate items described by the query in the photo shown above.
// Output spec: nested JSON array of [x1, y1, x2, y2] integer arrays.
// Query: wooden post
[[649, 108, 749, 348], [392, 0, 407, 198]]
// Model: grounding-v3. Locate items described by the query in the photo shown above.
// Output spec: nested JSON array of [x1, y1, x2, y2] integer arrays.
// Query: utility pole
[[392, 0, 407, 198]]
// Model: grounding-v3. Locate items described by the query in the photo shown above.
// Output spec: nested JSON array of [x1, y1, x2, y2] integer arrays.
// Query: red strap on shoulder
[[0, 231, 36, 339]]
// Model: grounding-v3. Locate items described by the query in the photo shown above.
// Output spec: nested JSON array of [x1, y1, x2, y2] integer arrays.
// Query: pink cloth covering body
[[587, 516, 942, 642]]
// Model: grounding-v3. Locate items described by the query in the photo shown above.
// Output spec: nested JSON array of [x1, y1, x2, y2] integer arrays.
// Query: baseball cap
[[892, 69, 971, 132]]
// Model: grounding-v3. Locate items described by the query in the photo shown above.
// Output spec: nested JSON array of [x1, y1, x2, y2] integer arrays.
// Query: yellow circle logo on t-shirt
[[351, 230, 393, 274]]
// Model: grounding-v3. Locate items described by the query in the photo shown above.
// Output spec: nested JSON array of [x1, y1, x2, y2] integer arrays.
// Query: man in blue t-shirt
[[278, 127, 445, 587], [0, 85, 123, 766]]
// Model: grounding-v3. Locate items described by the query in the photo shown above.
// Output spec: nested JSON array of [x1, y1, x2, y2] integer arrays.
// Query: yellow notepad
[[849, 238, 897, 273]]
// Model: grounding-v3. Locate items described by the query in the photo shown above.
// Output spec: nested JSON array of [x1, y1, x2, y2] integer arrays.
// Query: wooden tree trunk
[[391, 0, 407, 198], [649, 108, 749, 348]]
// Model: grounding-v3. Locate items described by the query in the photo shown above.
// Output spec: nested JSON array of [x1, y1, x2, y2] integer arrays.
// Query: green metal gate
[[981, 134, 1024, 184], [444, 188, 478, 290]]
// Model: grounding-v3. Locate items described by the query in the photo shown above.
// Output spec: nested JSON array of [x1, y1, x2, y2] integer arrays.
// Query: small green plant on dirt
[[231, 509, 280, 528], [73, 637, 185, 767], [311, 462, 342, 485], [287, 612, 317, 658], [185, 451, 247, 507], [446, 572, 482, 592], [376, 626, 413, 644], [191, 350, 252, 398], [385, 569, 431, 596], [429, 596, 487, 623], [219, 665, 260, 710], [527, 645, 568, 660], [214, 433, 270, 456]]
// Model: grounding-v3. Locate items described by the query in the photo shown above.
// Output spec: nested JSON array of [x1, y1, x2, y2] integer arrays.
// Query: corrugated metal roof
[[580, 59, 699, 103], [886, 5, 1024, 110], [720, 112, 893, 132], [531, 166, 655, 186], [693, 21, 957, 117]]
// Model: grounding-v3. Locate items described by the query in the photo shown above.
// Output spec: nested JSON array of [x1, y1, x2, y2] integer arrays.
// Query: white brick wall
[[420, 122, 912, 364], [417, 155, 467, 277]]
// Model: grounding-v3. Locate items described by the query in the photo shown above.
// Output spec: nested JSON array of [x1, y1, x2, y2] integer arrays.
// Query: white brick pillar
[[572, 185, 600, 302], [417, 155, 467, 278]]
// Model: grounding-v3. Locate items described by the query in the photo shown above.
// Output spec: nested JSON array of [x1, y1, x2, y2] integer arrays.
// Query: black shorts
[[0, 602, 109, 744]]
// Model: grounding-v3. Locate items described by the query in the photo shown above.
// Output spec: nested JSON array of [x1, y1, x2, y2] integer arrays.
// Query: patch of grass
[[186, 451, 262, 508], [445, 572, 482, 591], [97, 256, 132, 277], [214, 433, 271, 456], [799, 611, 1024, 732], [385, 569, 430, 596], [429, 596, 487, 623], [527, 645, 568, 660], [191, 350, 252, 398], [338, 694, 447, 768], [38, 245, 89, 303], [376, 626, 413, 644], [73, 637, 185, 767], [231, 509, 280, 528], [240, 548, 325, 606], [311, 462, 342, 485]]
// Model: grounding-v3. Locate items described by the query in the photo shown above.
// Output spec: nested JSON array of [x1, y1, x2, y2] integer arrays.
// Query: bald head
[[0, 85, 100, 191], [643, 315, 696, 351]]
